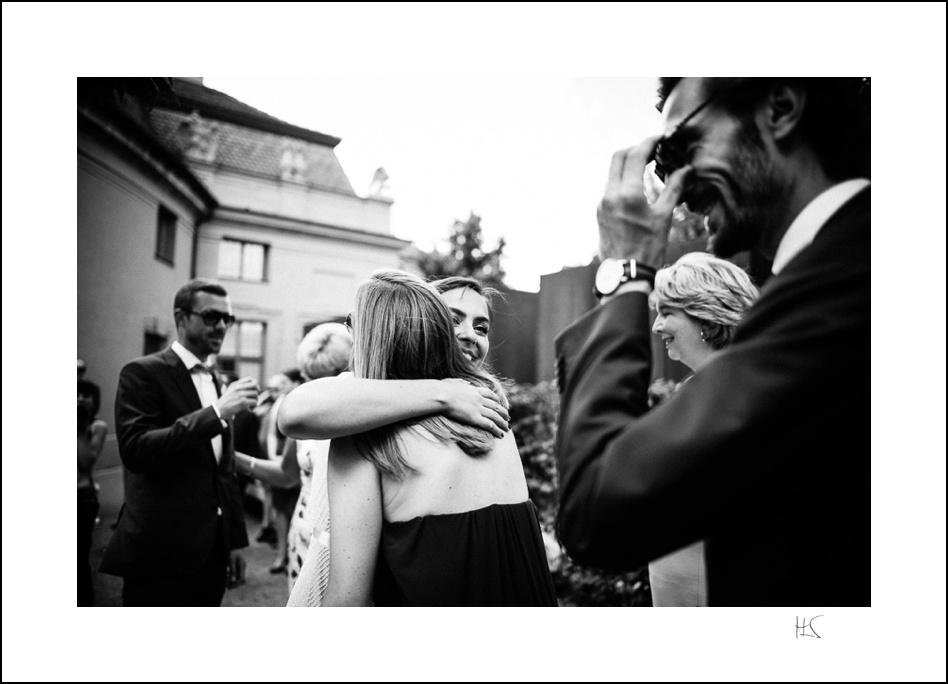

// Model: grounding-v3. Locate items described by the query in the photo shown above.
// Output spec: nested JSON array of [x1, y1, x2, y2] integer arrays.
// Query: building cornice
[[184, 158, 371, 201], [213, 206, 412, 250]]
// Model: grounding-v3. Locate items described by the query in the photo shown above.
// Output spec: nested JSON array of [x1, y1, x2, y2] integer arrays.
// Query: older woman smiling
[[648, 251, 758, 606]]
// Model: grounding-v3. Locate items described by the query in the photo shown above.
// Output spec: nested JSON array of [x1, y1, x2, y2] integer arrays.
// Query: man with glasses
[[554, 78, 870, 606], [101, 278, 259, 606]]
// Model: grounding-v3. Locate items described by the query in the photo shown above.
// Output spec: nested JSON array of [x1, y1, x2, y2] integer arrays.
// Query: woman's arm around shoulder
[[278, 374, 508, 440], [322, 436, 383, 607]]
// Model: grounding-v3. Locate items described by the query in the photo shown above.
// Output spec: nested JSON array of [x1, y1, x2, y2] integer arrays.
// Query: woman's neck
[[690, 348, 719, 372]]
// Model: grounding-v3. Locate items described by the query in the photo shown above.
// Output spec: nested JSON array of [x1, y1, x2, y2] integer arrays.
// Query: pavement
[[89, 467, 290, 607]]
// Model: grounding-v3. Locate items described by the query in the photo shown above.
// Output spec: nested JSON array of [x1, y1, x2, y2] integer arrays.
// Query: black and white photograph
[[2, 2, 945, 682]]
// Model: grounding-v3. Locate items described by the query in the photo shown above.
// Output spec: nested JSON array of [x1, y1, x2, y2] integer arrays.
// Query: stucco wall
[[195, 219, 406, 380], [78, 132, 202, 470], [537, 264, 599, 383], [192, 167, 392, 235]]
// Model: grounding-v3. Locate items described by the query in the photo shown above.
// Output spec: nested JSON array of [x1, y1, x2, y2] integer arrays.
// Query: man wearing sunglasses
[[554, 78, 870, 606], [101, 278, 260, 606]]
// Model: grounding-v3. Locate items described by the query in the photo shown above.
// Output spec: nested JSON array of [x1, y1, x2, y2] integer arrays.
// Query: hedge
[[508, 381, 651, 607]]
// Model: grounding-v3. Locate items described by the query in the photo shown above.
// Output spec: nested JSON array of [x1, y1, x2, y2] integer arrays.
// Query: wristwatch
[[594, 258, 656, 299]]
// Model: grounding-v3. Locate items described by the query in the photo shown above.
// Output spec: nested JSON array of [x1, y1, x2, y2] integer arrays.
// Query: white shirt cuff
[[211, 404, 227, 427]]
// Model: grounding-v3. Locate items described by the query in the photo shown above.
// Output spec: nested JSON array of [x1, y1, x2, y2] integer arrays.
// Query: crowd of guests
[[83, 77, 869, 607]]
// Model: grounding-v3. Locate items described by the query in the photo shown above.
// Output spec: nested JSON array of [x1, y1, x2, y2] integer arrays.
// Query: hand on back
[[441, 378, 509, 438]]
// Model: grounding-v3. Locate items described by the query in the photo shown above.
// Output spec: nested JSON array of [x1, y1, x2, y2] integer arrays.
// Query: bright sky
[[206, 77, 662, 291]]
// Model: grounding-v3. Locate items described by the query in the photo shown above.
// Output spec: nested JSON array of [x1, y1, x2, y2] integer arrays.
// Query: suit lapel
[[161, 347, 203, 414], [162, 347, 238, 471], [773, 187, 870, 284]]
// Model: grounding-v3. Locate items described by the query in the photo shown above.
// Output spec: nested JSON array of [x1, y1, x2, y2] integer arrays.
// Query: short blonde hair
[[650, 252, 759, 349], [296, 322, 352, 380]]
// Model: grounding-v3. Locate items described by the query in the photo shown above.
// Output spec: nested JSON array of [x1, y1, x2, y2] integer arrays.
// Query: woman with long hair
[[316, 270, 555, 606], [647, 252, 759, 607], [280, 275, 518, 606], [279, 276, 509, 442]]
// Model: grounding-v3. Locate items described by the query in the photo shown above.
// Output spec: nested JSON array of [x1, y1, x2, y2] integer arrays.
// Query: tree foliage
[[508, 381, 651, 606], [411, 212, 506, 288]]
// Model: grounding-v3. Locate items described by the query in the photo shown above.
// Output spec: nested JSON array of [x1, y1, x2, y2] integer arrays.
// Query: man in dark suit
[[554, 78, 870, 606], [101, 278, 259, 606]]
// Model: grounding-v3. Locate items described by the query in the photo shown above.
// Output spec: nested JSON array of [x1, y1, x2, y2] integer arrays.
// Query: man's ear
[[766, 82, 806, 142]]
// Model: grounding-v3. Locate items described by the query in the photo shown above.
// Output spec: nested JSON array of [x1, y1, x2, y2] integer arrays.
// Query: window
[[216, 320, 266, 383], [218, 238, 268, 282], [155, 205, 177, 265]]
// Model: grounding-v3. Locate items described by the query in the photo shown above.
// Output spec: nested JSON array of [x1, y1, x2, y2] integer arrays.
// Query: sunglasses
[[344, 313, 353, 331], [182, 308, 237, 327], [652, 86, 730, 183]]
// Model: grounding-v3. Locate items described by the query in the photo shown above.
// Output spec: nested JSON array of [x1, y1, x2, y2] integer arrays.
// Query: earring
[[700, 329, 708, 343]]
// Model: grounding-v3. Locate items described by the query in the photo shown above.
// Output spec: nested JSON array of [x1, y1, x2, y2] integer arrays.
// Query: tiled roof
[[150, 84, 356, 196], [158, 78, 341, 147]]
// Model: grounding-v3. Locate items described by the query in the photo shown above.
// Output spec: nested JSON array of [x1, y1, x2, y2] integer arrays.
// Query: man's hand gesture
[[215, 377, 259, 421], [598, 136, 692, 269]]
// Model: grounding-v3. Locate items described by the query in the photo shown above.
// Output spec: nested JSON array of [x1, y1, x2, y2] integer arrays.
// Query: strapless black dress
[[372, 500, 557, 606]]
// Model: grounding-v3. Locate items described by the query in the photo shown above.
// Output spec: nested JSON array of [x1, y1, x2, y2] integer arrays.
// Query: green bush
[[508, 381, 651, 607]]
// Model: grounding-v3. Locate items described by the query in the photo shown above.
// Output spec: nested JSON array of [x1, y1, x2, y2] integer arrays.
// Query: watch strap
[[595, 258, 657, 299]]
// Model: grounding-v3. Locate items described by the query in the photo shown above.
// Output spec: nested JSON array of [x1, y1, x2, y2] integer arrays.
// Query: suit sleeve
[[115, 360, 225, 474], [554, 256, 867, 571], [225, 421, 250, 550]]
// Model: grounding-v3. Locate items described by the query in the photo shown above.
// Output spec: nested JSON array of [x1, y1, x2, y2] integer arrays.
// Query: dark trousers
[[78, 487, 99, 607], [121, 526, 227, 607]]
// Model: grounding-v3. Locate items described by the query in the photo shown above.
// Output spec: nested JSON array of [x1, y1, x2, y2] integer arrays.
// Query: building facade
[[78, 78, 408, 478]]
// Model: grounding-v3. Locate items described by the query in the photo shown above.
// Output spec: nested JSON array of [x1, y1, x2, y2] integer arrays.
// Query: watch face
[[595, 259, 624, 295]]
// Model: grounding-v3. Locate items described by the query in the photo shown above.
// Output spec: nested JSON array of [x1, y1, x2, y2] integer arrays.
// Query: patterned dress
[[286, 439, 331, 598], [287, 439, 329, 593]]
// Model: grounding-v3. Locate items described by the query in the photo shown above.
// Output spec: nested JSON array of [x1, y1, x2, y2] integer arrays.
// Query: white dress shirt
[[771, 178, 870, 275], [171, 341, 224, 463]]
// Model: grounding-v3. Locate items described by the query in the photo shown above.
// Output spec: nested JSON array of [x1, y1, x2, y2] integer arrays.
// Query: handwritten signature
[[795, 615, 823, 639]]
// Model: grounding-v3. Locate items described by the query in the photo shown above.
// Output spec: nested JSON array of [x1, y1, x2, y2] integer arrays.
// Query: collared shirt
[[771, 178, 870, 275], [171, 341, 224, 463]]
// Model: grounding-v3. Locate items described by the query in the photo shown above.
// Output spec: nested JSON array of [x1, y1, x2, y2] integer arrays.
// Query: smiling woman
[[277, 274, 510, 447], [646, 251, 759, 606], [318, 269, 556, 606], [650, 252, 758, 374], [432, 276, 498, 366]]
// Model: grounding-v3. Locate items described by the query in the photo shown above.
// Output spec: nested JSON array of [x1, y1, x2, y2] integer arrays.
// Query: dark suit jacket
[[100, 347, 249, 579], [554, 188, 870, 607]]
